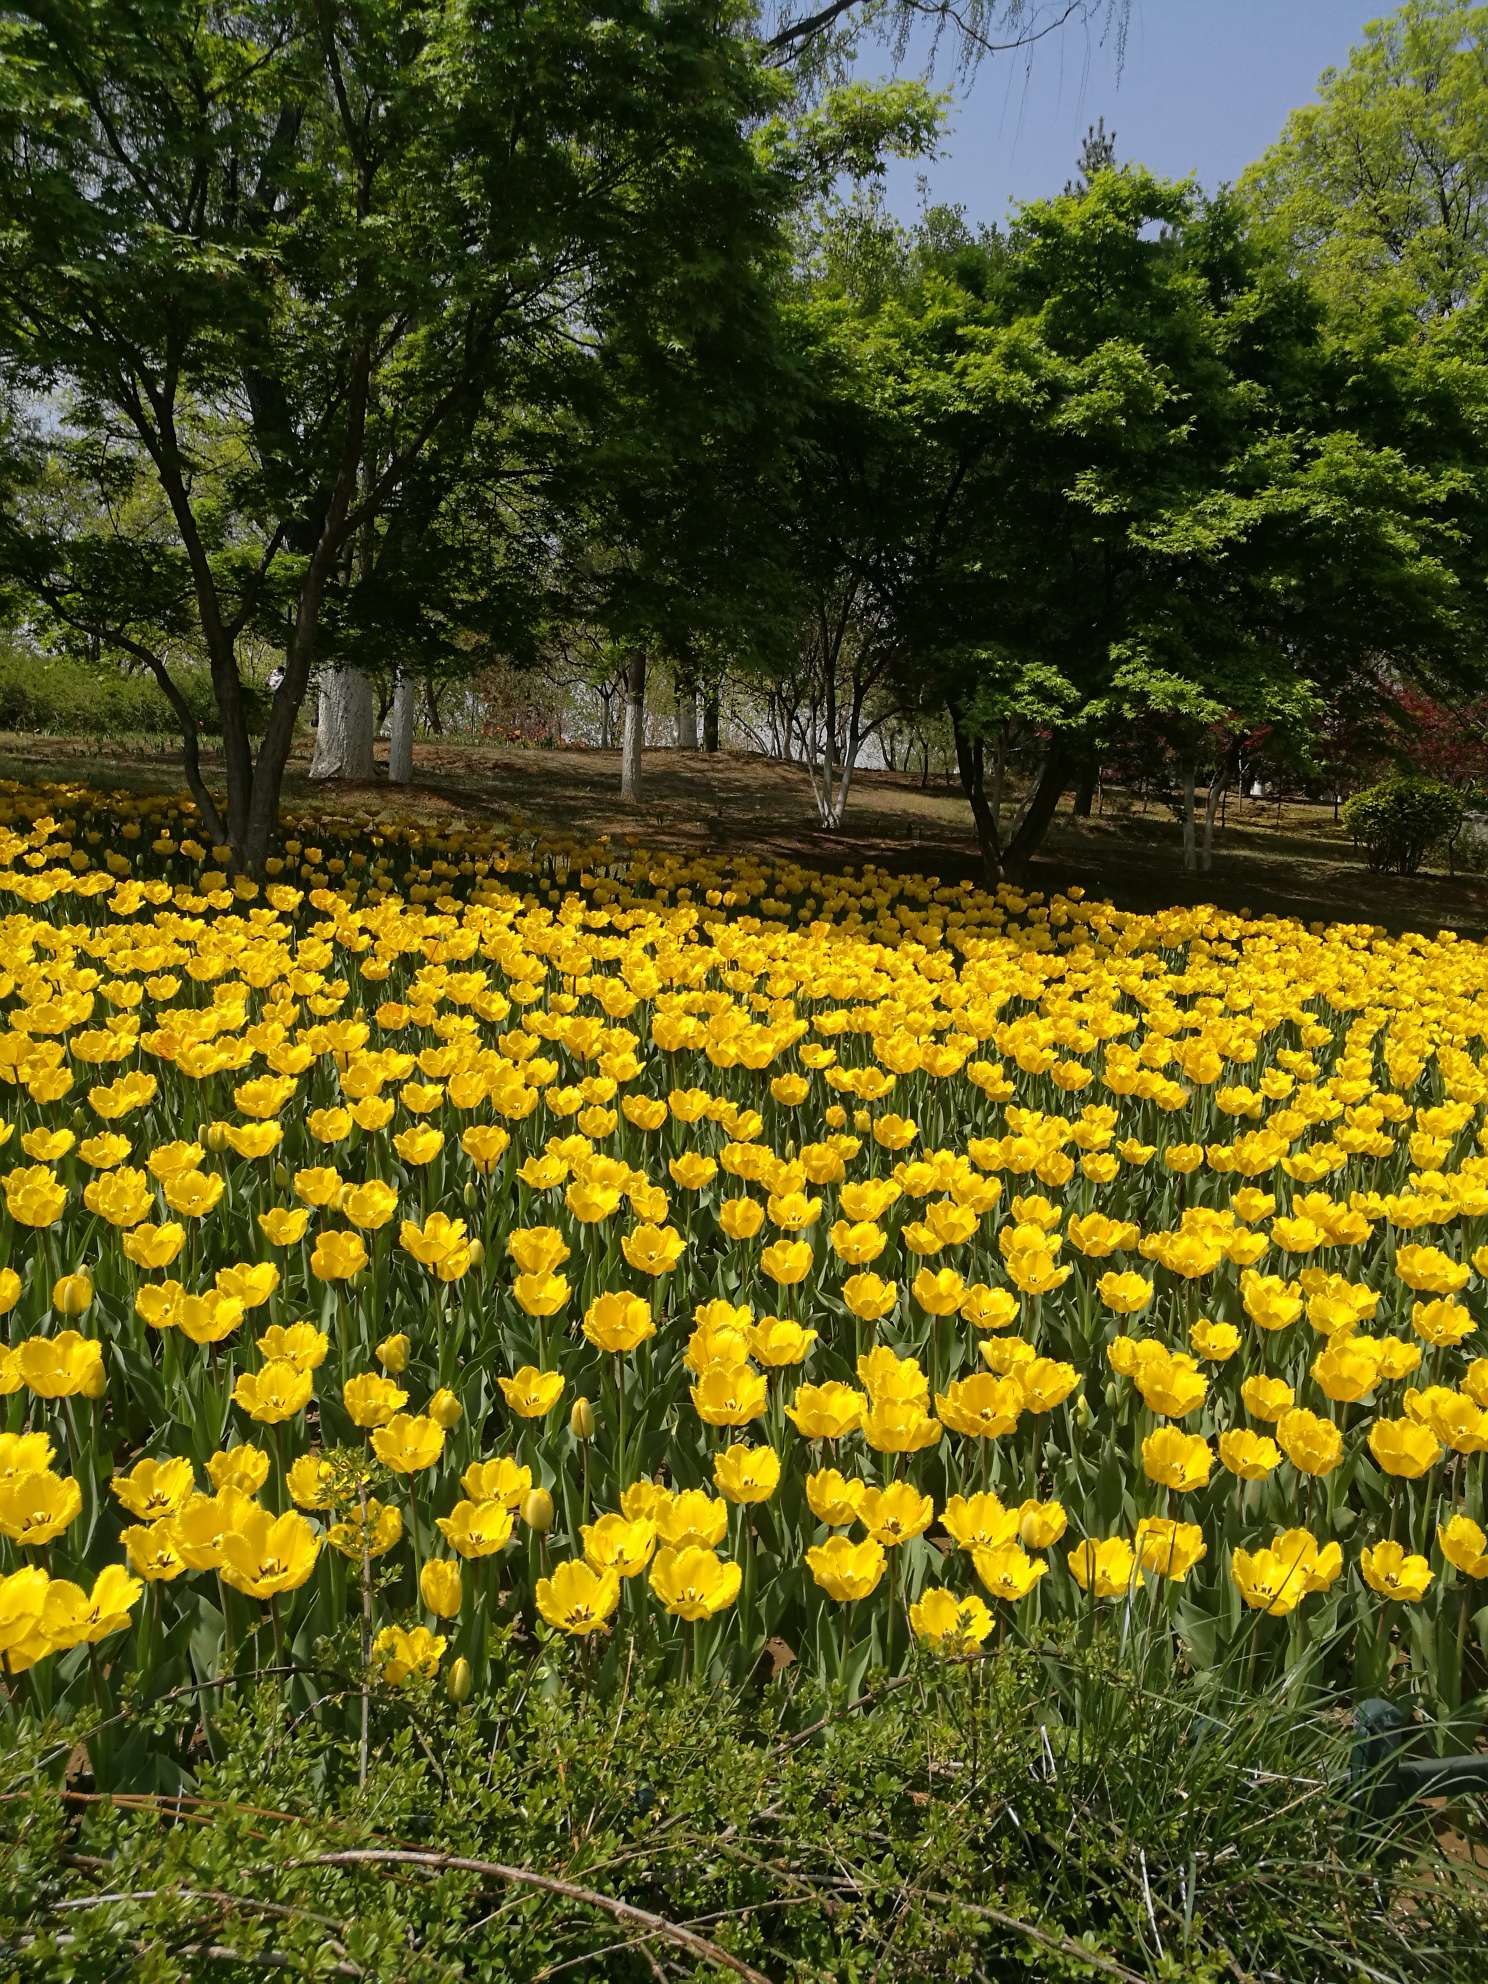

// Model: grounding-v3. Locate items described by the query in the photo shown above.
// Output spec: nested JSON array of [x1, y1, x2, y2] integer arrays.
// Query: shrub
[[1342, 776, 1466, 874], [3, 1649, 1486, 1982], [0, 642, 263, 737]]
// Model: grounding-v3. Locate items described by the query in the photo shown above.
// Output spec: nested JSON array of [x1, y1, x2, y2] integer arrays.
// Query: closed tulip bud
[[53, 1271, 93, 1317], [468, 1238, 485, 1268], [81, 1354, 107, 1400], [1074, 1391, 1093, 1428], [521, 1486, 555, 1532], [205, 1123, 228, 1153], [1102, 1380, 1120, 1410], [420, 1557, 463, 1618], [462, 1182, 478, 1210], [274, 1162, 291, 1189], [376, 1332, 410, 1375], [570, 1397, 595, 1440], [445, 1655, 474, 1705], [429, 1387, 462, 1429]]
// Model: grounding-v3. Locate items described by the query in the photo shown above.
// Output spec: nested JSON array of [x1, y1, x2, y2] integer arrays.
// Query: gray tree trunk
[[675, 685, 698, 750], [388, 672, 416, 785], [309, 667, 376, 780], [1182, 756, 1199, 872], [1201, 745, 1236, 871], [621, 650, 646, 802]]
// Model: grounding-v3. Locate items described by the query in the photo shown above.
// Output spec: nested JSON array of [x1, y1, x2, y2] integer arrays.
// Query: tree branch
[[301, 1851, 772, 1984]]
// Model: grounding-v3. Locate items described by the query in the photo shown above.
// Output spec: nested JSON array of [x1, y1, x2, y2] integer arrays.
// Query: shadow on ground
[[1, 734, 1483, 937]]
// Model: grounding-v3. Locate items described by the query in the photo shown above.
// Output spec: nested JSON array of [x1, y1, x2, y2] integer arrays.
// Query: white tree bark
[[388, 672, 416, 785], [675, 683, 698, 750], [1181, 756, 1199, 872], [621, 650, 646, 802], [309, 667, 376, 780]]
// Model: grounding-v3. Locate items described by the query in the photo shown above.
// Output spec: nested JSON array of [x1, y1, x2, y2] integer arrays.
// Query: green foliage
[[0, 644, 263, 739], [771, 164, 1488, 876], [1343, 773, 1468, 871], [1241, 0, 1488, 320], [0, 0, 794, 868], [4, 1645, 1485, 1982], [758, 79, 945, 183]]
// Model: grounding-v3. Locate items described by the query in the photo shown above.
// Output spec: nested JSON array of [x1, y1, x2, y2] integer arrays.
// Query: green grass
[[4, 1635, 1485, 1982]]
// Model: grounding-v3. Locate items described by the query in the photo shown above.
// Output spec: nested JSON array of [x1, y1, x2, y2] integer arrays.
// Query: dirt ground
[[2, 732, 1485, 937]]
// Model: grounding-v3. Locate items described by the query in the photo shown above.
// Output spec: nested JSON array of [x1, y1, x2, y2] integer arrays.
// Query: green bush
[[1342, 775, 1467, 874], [3, 1643, 1485, 1982], [0, 643, 259, 738]]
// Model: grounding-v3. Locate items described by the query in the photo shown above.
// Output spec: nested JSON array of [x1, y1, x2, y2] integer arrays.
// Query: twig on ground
[[301, 1848, 773, 1984]]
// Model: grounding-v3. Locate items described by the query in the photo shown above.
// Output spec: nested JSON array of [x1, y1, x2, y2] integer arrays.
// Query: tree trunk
[[820, 666, 837, 808], [951, 707, 1004, 884], [1002, 748, 1068, 882], [1181, 756, 1199, 872], [989, 731, 1005, 826], [1072, 759, 1099, 817], [675, 684, 698, 751], [310, 667, 376, 780], [1201, 741, 1238, 872], [621, 649, 646, 802], [388, 672, 415, 786], [599, 686, 615, 752], [703, 683, 720, 752]]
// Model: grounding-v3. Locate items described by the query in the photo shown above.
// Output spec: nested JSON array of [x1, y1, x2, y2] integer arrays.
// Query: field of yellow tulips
[[2, 776, 1487, 1735]]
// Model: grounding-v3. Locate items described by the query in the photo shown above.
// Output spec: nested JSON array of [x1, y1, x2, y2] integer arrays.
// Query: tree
[[1064, 115, 1117, 194], [895, 170, 1488, 880], [757, 0, 1129, 77], [542, 81, 943, 809], [730, 196, 1011, 829], [0, 0, 788, 872], [1241, 0, 1488, 321]]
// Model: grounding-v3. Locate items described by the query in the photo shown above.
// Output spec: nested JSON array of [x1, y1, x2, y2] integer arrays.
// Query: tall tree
[[886, 171, 1488, 880], [1241, 0, 1488, 321], [0, 0, 788, 871], [1064, 115, 1116, 194]]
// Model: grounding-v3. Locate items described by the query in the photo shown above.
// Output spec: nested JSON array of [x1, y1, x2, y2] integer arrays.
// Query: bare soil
[[2, 732, 1484, 937]]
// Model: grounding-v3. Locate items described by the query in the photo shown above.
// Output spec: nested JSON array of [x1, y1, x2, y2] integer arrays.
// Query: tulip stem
[[1455, 1586, 1472, 1717], [740, 1514, 755, 1664], [887, 1547, 901, 1670], [614, 1354, 626, 1493], [86, 1644, 112, 1780], [268, 1592, 287, 1670], [407, 1479, 424, 1600], [359, 1499, 373, 1787]]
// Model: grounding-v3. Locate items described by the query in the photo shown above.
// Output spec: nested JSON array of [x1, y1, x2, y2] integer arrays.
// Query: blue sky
[[866, 0, 1383, 224]]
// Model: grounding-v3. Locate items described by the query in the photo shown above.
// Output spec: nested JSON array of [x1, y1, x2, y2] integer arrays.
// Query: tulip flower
[[371, 1413, 446, 1473], [909, 1587, 994, 1650], [536, 1559, 621, 1635], [648, 1545, 742, 1620], [805, 1535, 886, 1602]]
